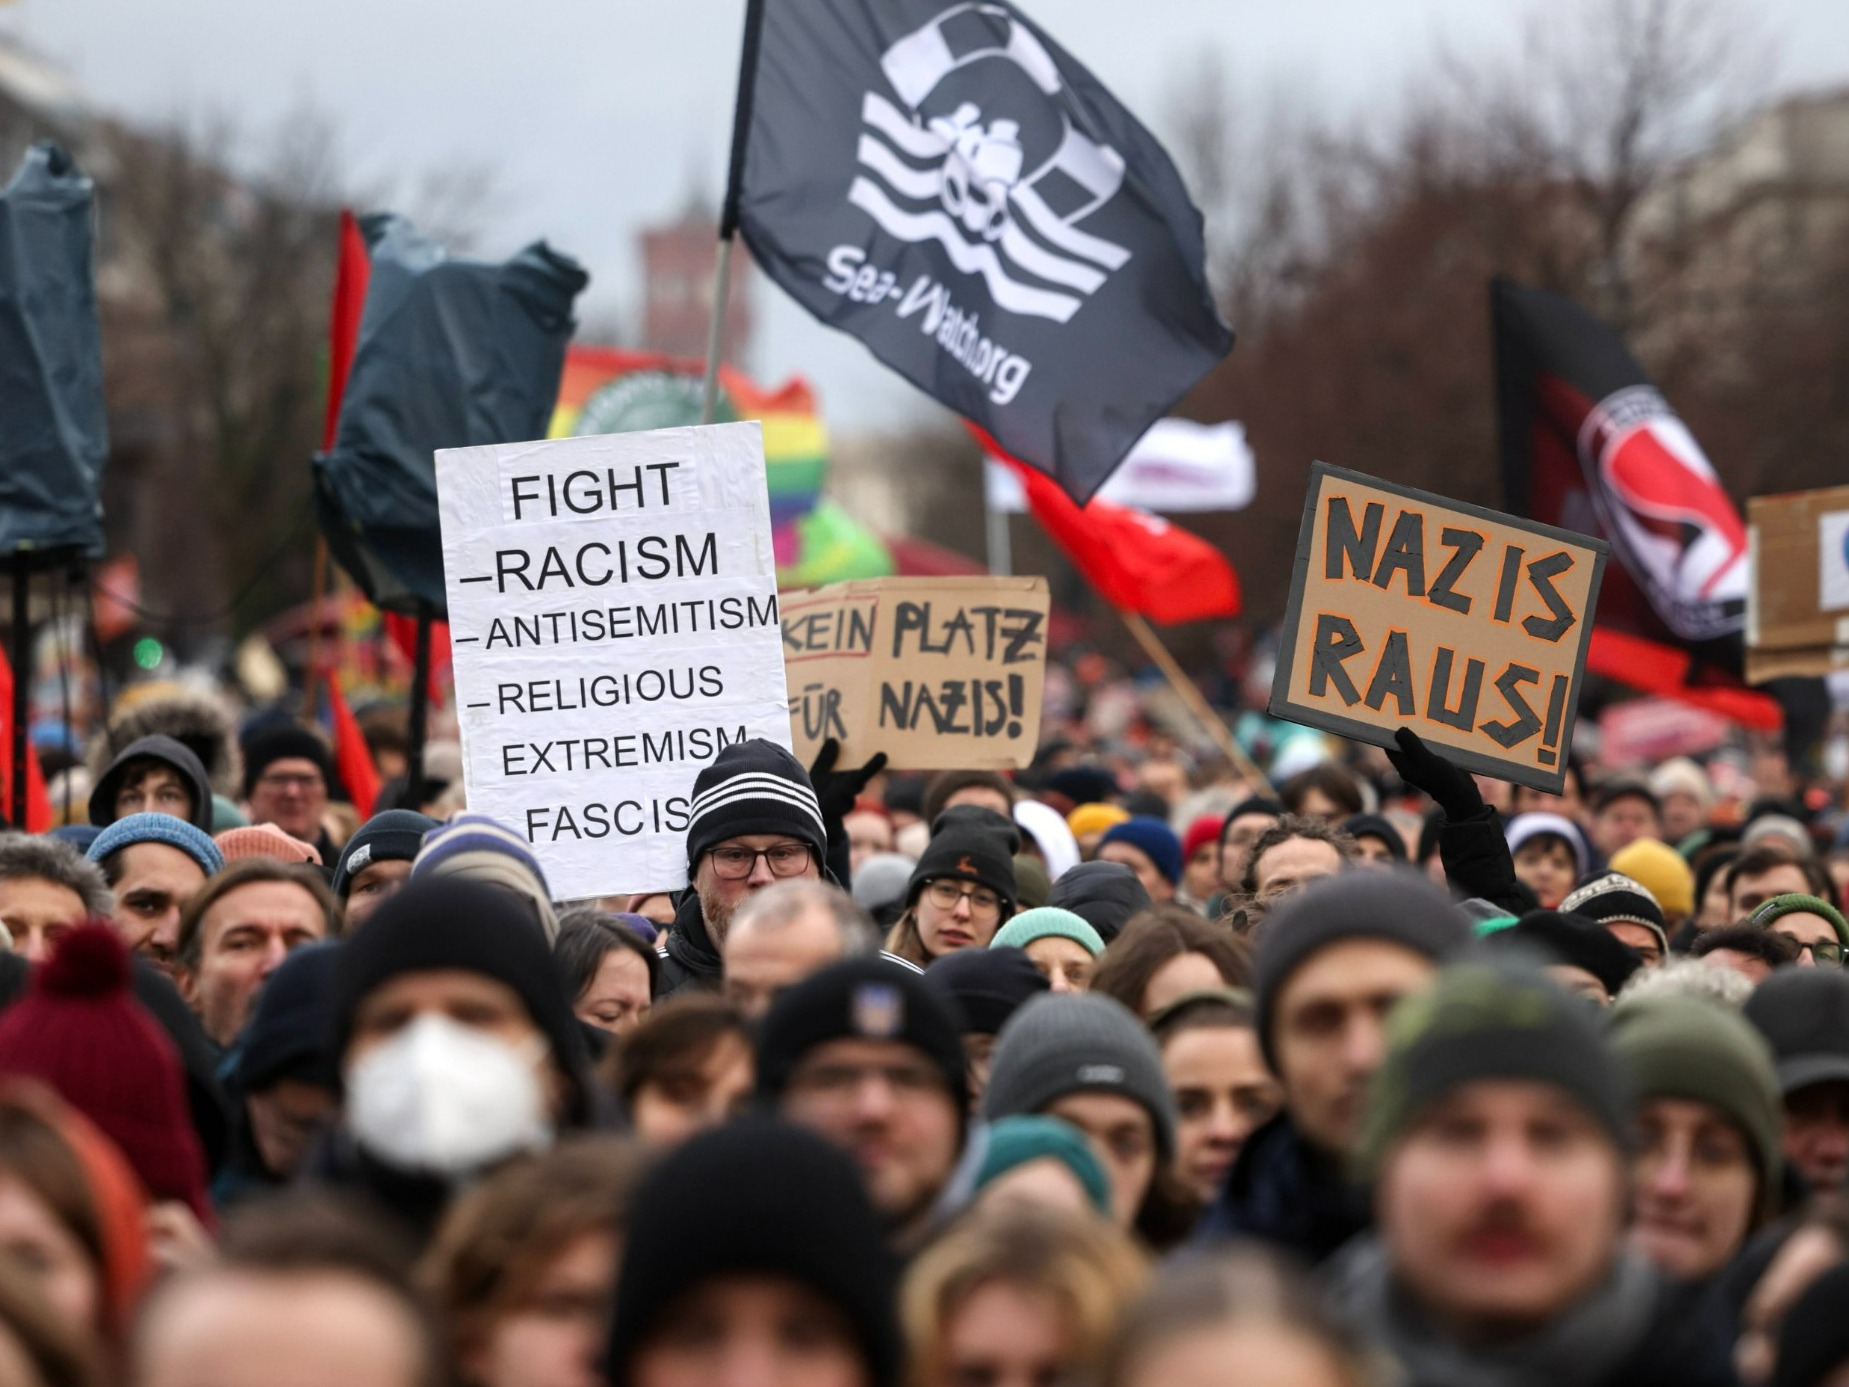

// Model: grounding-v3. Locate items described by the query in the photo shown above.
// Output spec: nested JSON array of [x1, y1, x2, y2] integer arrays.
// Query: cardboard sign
[[437, 422, 792, 897], [782, 576, 1050, 770], [1747, 485, 1849, 681], [1269, 463, 1606, 793]]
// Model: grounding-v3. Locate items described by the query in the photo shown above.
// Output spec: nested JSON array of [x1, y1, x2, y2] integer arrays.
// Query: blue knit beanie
[[412, 813, 558, 943], [86, 812, 224, 877], [1098, 816, 1183, 885]]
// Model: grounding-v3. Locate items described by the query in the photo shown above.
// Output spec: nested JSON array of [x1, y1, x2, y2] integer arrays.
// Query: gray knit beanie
[[980, 993, 1176, 1158], [1252, 871, 1473, 1072]]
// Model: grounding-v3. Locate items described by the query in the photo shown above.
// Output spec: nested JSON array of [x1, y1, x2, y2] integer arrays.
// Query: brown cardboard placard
[[1269, 463, 1607, 794], [1746, 485, 1849, 682], [782, 575, 1050, 769]]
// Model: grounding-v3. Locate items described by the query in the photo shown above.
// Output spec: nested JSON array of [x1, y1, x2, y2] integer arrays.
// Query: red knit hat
[[0, 924, 211, 1223], [1182, 814, 1225, 863]]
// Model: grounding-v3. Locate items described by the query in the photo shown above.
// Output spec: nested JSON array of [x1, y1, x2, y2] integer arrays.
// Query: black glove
[[807, 739, 888, 822], [1385, 727, 1484, 822]]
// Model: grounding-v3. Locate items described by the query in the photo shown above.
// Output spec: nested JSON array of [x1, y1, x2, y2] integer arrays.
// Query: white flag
[[985, 418, 1255, 514]]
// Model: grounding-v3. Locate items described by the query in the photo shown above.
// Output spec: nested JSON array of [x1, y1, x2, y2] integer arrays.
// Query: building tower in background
[[639, 199, 753, 363]]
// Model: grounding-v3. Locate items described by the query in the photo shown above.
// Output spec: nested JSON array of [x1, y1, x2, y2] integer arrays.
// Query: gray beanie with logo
[[980, 992, 1176, 1158]]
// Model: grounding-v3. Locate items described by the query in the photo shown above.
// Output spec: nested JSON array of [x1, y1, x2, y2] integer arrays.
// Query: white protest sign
[[437, 421, 791, 898], [1820, 510, 1849, 612]]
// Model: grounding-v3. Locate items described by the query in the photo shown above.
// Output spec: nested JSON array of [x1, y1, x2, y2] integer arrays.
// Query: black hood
[[89, 734, 214, 831]]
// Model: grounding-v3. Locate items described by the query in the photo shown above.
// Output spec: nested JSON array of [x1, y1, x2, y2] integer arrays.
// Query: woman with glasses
[[884, 812, 1019, 968]]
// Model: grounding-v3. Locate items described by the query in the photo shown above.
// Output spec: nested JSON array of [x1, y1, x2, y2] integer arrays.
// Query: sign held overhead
[[1746, 483, 1849, 681], [783, 576, 1050, 770], [1270, 463, 1606, 794], [438, 421, 792, 898]]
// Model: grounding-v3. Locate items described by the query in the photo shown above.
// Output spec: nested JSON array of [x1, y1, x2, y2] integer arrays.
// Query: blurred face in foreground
[[1270, 940, 1436, 1156], [631, 1275, 867, 1387], [1378, 1080, 1623, 1335], [781, 1038, 960, 1231], [928, 1279, 1070, 1387], [468, 1230, 615, 1387], [1629, 1097, 1758, 1284], [134, 1269, 428, 1387], [1118, 1321, 1358, 1387]]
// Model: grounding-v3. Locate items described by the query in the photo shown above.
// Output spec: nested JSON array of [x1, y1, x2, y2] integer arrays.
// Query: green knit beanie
[[1749, 894, 1849, 948], [991, 907, 1105, 958], [1356, 961, 1627, 1180], [1608, 993, 1784, 1222]]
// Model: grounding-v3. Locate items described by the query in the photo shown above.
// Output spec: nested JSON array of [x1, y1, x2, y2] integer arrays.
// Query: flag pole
[[986, 498, 1012, 576], [300, 536, 329, 721], [1116, 606, 1270, 790], [702, 0, 768, 426]]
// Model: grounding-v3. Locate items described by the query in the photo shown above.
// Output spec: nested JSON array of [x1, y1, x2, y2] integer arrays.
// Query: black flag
[[1492, 277, 1779, 727], [728, 0, 1232, 503], [314, 214, 587, 614], [0, 144, 106, 558]]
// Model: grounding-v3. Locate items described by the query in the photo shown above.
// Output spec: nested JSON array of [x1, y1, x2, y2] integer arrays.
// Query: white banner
[[985, 417, 1255, 514], [437, 422, 793, 898], [1820, 510, 1849, 613]]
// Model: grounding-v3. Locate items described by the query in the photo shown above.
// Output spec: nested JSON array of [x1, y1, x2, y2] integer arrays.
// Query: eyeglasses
[[1796, 939, 1847, 965], [923, 879, 1002, 919], [707, 843, 814, 880], [256, 772, 324, 793]]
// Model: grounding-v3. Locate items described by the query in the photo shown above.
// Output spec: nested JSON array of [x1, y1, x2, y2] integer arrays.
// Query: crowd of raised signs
[[0, 675, 1845, 1387]]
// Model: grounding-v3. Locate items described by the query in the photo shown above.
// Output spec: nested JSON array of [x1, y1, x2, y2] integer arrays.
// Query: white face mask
[[345, 1012, 553, 1176]]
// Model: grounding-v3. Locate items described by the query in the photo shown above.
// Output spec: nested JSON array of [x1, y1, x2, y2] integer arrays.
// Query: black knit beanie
[[1484, 910, 1643, 999], [604, 1118, 900, 1387], [330, 809, 439, 898], [1342, 812, 1407, 861], [241, 725, 334, 798], [905, 807, 1018, 915], [923, 946, 1049, 1035], [1045, 861, 1151, 943], [331, 878, 588, 1116], [1356, 959, 1629, 1178], [1253, 872, 1472, 1071], [684, 739, 827, 872], [757, 957, 970, 1117]]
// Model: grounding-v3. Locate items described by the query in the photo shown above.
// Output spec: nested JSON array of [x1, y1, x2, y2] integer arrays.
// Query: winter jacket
[[1328, 1236, 1738, 1387], [1192, 1111, 1372, 1264], [657, 892, 722, 997]]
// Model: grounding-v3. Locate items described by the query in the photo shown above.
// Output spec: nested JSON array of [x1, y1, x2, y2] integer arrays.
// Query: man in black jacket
[[658, 740, 835, 997], [1195, 871, 1471, 1261], [1328, 959, 1736, 1387]]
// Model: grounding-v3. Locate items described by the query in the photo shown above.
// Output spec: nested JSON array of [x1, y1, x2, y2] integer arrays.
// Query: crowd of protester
[[0, 674, 1846, 1385]]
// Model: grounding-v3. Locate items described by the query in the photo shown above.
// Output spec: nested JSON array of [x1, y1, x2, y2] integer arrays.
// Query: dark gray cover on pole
[[314, 214, 588, 615], [0, 143, 106, 558], [733, 0, 1233, 503]]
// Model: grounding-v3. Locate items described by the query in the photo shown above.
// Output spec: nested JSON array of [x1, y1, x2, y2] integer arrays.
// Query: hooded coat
[[88, 735, 214, 832]]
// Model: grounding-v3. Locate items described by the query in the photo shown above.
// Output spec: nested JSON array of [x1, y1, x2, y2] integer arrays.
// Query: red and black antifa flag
[[726, 0, 1233, 503], [1492, 278, 1779, 727]]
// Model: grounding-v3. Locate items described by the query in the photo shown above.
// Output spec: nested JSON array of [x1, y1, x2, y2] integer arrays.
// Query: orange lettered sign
[[1269, 463, 1606, 793]]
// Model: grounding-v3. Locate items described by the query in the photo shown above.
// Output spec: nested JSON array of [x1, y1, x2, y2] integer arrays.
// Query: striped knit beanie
[[685, 739, 826, 873], [412, 813, 558, 943]]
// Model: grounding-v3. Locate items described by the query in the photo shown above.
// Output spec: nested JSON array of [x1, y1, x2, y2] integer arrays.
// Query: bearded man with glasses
[[658, 740, 834, 998]]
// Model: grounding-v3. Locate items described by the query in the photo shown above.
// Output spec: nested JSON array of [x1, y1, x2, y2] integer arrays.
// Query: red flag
[[383, 611, 451, 700], [324, 674, 381, 818], [975, 429, 1240, 625], [1585, 628, 1782, 731], [0, 650, 50, 832], [321, 209, 371, 452]]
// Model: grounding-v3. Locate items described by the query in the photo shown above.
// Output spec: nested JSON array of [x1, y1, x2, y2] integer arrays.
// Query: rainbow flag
[[551, 347, 891, 587]]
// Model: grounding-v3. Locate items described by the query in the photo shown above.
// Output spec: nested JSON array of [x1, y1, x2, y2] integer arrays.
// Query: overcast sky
[[13, 0, 1849, 430]]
